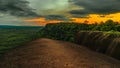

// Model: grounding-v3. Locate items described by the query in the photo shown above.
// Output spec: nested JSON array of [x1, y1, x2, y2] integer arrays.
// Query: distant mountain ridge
[[0, 25, 44, 28]]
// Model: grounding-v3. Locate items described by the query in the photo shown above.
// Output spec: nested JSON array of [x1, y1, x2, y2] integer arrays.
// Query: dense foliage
[[93, 20, 120, 31], [38, 20, 120, 42], [0, 19, 120, 57]]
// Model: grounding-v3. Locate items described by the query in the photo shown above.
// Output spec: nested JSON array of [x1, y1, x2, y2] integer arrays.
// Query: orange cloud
[[71, 13, 120, 24], [24, 18, 63, 26], [24, 13, 120, 26]]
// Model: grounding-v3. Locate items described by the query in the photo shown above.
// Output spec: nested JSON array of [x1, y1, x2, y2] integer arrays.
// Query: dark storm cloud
[[72, 14, 90, 18], [0, 0, 39, 17], [70, 0, 120, 15], [69, 10, 91, 15], [69, 10, 91, 18], [44, 15, 69, 21]]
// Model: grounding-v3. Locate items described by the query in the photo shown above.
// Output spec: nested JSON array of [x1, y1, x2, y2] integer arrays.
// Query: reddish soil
[[0, 38, 120, 68]]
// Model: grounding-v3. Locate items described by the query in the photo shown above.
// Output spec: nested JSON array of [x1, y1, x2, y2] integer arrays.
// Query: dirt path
[[0, 38, 120, 68]]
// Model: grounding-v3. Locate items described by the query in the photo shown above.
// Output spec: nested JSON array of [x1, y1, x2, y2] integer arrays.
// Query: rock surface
[[0, 38, 120, 68]]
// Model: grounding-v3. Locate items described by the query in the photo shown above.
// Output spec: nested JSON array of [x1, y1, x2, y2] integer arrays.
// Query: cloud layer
[[0, 0, 39, 17], [44, 15, 69, 21], [27, 0, 70, 15], [70, 0, 120, 15], [1, 0, 120, 25], [1, 0, 120, 17]]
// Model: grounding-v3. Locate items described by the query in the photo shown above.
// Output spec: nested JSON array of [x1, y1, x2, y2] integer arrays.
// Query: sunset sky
[[0, 0, 120, 26]]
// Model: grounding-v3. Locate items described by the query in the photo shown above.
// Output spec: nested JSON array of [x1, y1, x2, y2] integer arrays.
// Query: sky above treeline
[[0, 0, 120, 26]]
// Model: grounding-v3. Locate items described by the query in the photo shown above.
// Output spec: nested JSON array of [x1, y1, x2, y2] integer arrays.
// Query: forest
[[0, 28, 42, 57], [38, 19, 120, 42], [0, 20, 120, 59]]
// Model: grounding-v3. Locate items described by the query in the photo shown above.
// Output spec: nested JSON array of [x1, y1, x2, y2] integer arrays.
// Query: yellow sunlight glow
[[72, 13, 120, 24], [24, 13, 120, 26]]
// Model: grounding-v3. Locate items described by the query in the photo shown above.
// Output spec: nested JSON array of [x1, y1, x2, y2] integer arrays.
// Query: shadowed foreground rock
[[75, 31, 120, 60], [0, 38, 120, 68]]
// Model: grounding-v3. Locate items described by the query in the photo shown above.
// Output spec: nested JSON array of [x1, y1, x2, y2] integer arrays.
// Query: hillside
[[0, 38, 120, 68], [76, 31, 120, 60], [0, 23, 120, 67], [37, 23, 120, 60], [0, 27, 42, 56]]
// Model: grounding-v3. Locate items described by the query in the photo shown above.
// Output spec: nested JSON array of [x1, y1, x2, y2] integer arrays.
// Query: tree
[[104, 19, 115, 26]]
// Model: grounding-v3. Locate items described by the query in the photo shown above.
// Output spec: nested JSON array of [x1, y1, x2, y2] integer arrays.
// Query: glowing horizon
[[72, 13, 120, 24], [24, 18, 63, 26], [24, 12, 120, 26]]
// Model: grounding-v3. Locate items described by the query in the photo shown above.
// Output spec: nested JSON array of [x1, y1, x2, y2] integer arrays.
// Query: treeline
[[38, 20, 120, 42], [38, 23, 92, 42], [0, 20, 119, 57], [93, 20, 120, 31]]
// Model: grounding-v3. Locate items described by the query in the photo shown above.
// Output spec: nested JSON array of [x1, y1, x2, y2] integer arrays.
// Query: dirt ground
[[0, 38, 120, 68]]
